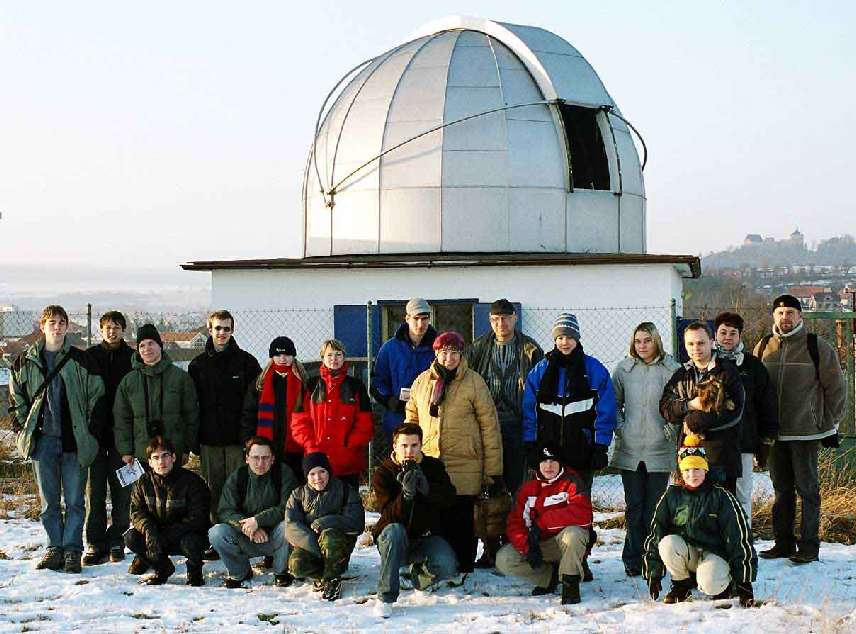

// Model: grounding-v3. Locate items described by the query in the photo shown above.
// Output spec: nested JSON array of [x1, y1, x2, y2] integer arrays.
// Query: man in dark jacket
[[714, 312, 778, 525], [754, 295, 846, 564], [466, 299, 544, 494], [208, 436, 298, 588], [125, 435, 210, 586], [371, 423, 457, 617], [660, 321, 745, 493], [83, 310, 135, 565], [189, 310, 262, 524], [371, 298, 437, 444], [643, 434, 756, 606]]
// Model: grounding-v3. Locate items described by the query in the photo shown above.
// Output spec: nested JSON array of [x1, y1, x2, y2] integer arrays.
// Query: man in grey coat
[[755, 295, 846, 564]]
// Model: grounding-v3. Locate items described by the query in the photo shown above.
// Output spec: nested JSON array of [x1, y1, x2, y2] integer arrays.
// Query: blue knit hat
[[552, 312, 580, 341]]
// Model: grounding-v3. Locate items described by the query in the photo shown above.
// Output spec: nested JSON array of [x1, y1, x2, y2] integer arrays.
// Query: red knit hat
[[433, 331, 465, 351]]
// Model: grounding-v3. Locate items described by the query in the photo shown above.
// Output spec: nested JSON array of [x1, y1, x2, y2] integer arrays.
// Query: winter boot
[[759, 542, 796, 559], [35, 548, 65, 571], [64, 550, 83, 574], [186, 564, 205, 587], [663, 578, 694, 604], [274, 573, 294, 587], [82, 547, 108, 566], [143, 557, 175, 585], [109, 546, 125, 563], [581, 558, 594, 582], [128, 556, 151, 575], [789, 549, 819, 565], [224, 569, 253, 589], [322, 577, 342, 601], [561, 574, 581, 605], [474, 537, 500, 569], [532, 564, 559, 596]]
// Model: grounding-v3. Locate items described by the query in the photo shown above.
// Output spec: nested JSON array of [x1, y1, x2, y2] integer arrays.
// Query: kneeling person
[[125, 436, 211, 586], [372, 423, 458, 615], [496, 444, 593, 605], [643, 435, 757, 606], [209, 436, 298, 588], [285, 452, 365, 601]]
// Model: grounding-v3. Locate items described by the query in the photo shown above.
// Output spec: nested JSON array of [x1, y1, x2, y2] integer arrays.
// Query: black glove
[[734, 582, 754, 607], [590, 444, 609, 470], [822, 433, 840, 449], [648, 577, 662, 600], [526, 526, 543, 569], [413, 471, 429, 496], [399, 466, 422, 500]]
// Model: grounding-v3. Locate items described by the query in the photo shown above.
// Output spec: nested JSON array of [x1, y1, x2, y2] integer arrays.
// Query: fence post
[[366, 301, 374, 479], [669, 298, 678, 357], [87, 304, 92, 348]]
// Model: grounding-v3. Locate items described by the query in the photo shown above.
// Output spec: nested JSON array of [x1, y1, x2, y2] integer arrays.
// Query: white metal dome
[[303, 16, 646, 257]]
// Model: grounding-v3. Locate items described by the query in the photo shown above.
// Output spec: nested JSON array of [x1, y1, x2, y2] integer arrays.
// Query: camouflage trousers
[[288, 528, 356, 580]]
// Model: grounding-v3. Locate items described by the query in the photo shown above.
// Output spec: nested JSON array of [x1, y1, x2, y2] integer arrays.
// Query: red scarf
[[257, 363, 297, 449]]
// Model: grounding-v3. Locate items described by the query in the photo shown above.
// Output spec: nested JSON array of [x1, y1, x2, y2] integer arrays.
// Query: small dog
[[683, 375, 736, 439]]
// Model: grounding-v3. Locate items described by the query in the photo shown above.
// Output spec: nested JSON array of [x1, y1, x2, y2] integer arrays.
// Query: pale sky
[[1, 1, 853, 287]]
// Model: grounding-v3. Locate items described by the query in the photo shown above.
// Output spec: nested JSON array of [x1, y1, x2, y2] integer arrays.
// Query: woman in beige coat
[[405, 330, 503, 573]]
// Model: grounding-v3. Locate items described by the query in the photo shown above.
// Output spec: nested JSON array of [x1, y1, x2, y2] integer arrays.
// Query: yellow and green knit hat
[[678, 434, 709, 472]]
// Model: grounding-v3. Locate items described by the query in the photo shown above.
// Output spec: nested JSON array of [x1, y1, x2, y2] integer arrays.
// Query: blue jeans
[[376, 523, 458, 603], [208, 522, 290, 577], [620, 463, 669, 572], [31, 435, 88, 552]]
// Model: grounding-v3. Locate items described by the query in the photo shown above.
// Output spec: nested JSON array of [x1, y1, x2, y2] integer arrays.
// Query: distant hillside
[[704, 235, 856, 270]]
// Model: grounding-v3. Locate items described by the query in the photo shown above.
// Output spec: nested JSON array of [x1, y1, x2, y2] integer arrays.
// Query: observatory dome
[[303, 16, 646, 257]]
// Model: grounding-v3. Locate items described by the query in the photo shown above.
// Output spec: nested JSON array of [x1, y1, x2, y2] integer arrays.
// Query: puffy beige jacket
[[405, 359, 503, 496]]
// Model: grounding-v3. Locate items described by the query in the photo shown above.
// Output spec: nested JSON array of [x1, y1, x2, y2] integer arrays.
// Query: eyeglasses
[[213, 326, 232, 332]]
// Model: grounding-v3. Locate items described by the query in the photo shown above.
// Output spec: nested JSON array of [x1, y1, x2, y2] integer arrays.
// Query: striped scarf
[[256, 363, 291, 440]]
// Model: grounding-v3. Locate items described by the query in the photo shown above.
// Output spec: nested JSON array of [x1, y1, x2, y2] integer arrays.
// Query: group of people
[[6, 293, 846, 615]]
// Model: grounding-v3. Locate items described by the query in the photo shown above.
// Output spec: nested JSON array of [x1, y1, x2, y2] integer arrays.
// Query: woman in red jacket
[[291, 339, 373, 489], [496, 443, 593, 604]]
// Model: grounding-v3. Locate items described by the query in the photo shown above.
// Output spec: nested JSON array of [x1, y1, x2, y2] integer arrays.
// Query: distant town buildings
[[743, 228, 804, 247]]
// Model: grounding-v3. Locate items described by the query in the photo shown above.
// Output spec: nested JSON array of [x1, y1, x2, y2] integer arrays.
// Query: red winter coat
[[506, 469, 593, 554], [291, 364, 374, 477]]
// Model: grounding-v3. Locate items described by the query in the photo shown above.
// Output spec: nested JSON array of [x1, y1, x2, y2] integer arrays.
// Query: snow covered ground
[[1, 477, 854, 633]]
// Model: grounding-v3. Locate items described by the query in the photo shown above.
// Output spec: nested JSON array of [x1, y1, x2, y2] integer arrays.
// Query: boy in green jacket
[[643, 434, 757, 606]]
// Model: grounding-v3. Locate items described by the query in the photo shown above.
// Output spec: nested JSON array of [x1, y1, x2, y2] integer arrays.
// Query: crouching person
[[125, 436, 210, 586], [209, 436, 298, 588], [371, 423, 458, 617], [496, 444, 593, 604], [643, 434, 757, 606], [285, 452, 365, 601]]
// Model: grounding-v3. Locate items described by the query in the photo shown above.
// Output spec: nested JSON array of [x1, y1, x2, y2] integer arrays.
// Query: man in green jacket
[[114, 324, 200, 465], [208, 436, 298, 588], [9, 305, 106, 573], [754, 294, 847, 564]]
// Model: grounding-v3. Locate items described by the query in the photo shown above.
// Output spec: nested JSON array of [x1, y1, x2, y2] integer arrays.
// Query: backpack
[[756, 332, 820, 380]]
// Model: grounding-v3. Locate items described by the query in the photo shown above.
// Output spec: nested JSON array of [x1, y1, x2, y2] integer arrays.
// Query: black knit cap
[[490, 298, 515, 316], [537, 442, 563, 463], [302, 451, 332, 478], [136, 323, 163, 349], [772, 294, 802, 313], [269, 336, 297, 358]]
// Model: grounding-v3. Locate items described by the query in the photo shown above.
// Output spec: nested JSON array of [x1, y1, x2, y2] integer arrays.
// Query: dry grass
[[0, 414, 40, 520], [753, 447, 856, 545]]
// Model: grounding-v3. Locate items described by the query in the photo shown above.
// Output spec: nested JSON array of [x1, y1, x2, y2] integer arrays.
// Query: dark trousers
[[769, 439, 821, 553], [124, 528, 208, 569], [498, 413, 525, 495], [440, 495, 476, 573], [620, 463, 670, 571], [85, 446, 132, 551]]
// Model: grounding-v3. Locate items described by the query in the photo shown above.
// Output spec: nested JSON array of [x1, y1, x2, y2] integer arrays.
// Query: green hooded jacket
[[113, 351, 200, 460], [9, 338, 105, 468]]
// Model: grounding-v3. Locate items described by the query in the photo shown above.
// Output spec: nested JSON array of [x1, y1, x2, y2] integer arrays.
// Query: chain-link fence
[[3, 301, 856, 506]]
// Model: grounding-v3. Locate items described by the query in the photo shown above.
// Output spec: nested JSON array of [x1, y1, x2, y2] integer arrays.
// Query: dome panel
[[509, 188, 567, 251], [380, 120, 442, 188], [567, 190, 619, 252], [442, 188, 509, 251], [506, 119, 564, 188], [379, 188, 441, 253], [447, 39, 501, 87], [443, 150, 507, 187]]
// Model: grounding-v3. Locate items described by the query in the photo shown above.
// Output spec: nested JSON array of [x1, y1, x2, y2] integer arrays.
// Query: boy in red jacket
[[496, 443, 593, 604]]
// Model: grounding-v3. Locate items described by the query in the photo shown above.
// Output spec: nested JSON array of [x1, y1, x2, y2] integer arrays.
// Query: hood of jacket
[[395, 322, 437, 348]]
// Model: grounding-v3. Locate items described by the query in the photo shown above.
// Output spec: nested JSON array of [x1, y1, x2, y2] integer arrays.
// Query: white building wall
[[212, 263, 684, 368]]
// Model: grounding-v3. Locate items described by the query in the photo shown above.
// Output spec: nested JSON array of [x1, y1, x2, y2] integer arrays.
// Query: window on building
[[559, 103, 611, 191], [380, 300, 476, 343]]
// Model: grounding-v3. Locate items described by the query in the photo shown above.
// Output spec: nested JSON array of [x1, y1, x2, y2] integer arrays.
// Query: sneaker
[[274, 573, 294, 588], [109, 546, 125, 563], [372, 599, 393, 619], [322, 577, 342, 601], [64, 551, 83, 574], [224, 569, 253, 589], [35, 548, 65, 571], [128, 556, 151, 575], [711, 587, 732, 600], [142, 558, 175, 585], [663, 578, 694, 604], [560, 574, 581, 605], [789, 550, 819, 565], [582, 559, 594, 582], [186, 565, 205, 587], [532, 564, 559, 596], [82, 548, 108, 566], [759, 542, 796, 559], [203, 547, 220, 561]]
